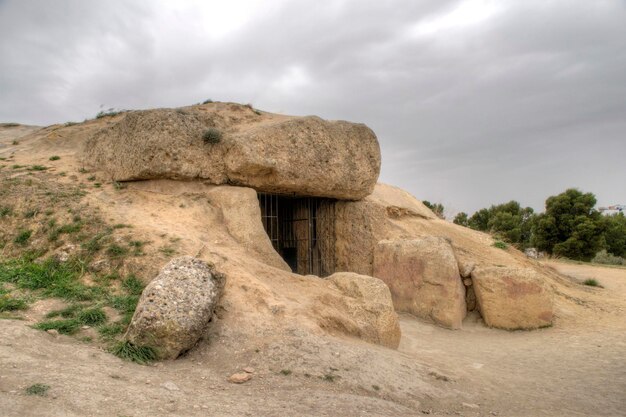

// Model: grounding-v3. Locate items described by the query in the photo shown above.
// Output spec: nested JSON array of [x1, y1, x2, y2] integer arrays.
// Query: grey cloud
[[1, 0, 625, 214]]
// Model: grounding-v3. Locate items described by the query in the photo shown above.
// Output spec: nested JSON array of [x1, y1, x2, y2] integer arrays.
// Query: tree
[[532, 188, 605, 260], [466, 201, 535, 248], [453, 212, 469, 226], [602, 213, 626, 257], [422, 200, 445, 219]]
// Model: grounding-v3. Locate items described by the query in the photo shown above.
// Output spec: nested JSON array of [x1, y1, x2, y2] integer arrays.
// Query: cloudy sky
[[1, 0, 625, 215]]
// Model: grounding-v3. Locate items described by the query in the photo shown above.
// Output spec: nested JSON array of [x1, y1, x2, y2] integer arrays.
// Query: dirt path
[[1, 260, 624, 416]]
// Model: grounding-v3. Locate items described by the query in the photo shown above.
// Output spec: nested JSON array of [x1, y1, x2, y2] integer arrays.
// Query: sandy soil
[[1, 260, 624, 417]]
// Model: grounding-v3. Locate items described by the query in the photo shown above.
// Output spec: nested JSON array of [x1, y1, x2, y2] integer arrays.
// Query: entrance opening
[[258, 193, 336, 277]]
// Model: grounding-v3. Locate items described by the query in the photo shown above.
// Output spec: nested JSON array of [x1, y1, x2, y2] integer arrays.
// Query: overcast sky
[[1, 0, 625, 215]]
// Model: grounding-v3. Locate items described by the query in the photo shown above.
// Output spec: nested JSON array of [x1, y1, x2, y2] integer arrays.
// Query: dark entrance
[[258, 193, 336, 277]]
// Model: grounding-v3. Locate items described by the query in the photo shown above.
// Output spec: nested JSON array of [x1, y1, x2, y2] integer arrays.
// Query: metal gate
[[258, 193, 335, 277]]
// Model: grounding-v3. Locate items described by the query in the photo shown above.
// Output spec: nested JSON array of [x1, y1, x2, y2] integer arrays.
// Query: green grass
[[107, 244, 128, 257], [24, 209, 38, 218], [45, 304, 82, 319], [25, 383, 50, 396], [583, 278, 601, 287], [0, 295, 29, 312], [108, 294, 139, 324], [49, 156, 61, 161], [492, 241, 508, 250], [35, 318, 81, 335], [109, 341, 157, 364], [0, 206, 12, 217], [122, 275, 144, 295], [0, 257, 105, 301], [28, 165, 48, 171], [13, 229, 32, 245], [98, 322, 125, 339], [77, 307, 107, 325]]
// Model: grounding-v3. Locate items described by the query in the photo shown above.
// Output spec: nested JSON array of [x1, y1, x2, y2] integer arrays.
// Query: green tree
[[602, 213, 626, 257], [532, 188, 605, 260], [467, 201, 535, 248], [453, 212, 469, 226], [423, 201, 445, 219]]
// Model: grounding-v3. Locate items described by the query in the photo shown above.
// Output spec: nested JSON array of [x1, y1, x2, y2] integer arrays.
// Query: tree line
[[425, 189, 626, 262]]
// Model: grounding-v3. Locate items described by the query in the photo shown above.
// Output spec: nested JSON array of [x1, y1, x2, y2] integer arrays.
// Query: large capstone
[[82, 103, 380, 200]]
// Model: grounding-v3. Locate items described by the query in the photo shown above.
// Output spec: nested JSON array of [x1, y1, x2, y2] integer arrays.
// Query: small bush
[[583, 279, 601, 287], [202, 99, 213, 104], [492, 241, 508, 250], [49, 155, 61, 161], [280, 369, 292, 376], [110, 341, 157, 364], [0, 295, 29, 312], [202, 128, 222, 144], [14, 230, 32, 246], [592, 250, 625, 266], [25, 383, 50, 396]]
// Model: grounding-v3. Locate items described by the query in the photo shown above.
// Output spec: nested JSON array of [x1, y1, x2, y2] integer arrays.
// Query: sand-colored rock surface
[[321, 272, 401, 348], [471, 267, 553, 329], [82, 103, 380, 200], [373, 238, 467, 329]]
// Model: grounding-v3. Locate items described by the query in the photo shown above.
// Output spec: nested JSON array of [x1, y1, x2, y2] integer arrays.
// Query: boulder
[[316, 272, 401, 348], [471, 267, 553, 330], [125, 256, 224, 359], [373, 238, 466, 329], [82, 104, 380, 200]]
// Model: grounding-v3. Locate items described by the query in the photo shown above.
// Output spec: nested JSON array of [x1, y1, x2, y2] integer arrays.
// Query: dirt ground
[[1, 260, 624, 417]]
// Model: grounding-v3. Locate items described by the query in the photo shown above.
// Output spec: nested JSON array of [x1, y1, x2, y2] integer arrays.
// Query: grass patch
[[279, 369, 292, 376], [0, 257, 105, 301], [25, 383, 50, 396], [24, 209, 38, 218], [109, 341, 157, 364], [49, 156, 61, 161], [107, 244, 128, 258], [122, 275, 144, 295], [0, 295, 29, 312], [583, 278, 601, 287], [0, 206, 12, 217], [492, 241, 508, 250], [35, 318, 81, 335], [202, 128, 222, 144], [98, 322, 125, 339], [46, 304, 82, 319], [77, 307, 107, 325], [13, 229, 32, 246], [159, 246, 176, 256], [321, 373, 337, 382], [28, 165, 48, 171]]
